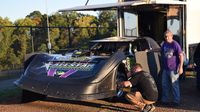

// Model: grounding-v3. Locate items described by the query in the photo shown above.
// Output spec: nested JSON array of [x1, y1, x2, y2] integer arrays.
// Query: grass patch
[[0, 70, 22, 80], [0, 74, 20, 80]]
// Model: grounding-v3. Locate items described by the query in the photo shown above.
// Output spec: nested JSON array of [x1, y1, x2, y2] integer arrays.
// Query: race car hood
[[18, 52, 111, 82]]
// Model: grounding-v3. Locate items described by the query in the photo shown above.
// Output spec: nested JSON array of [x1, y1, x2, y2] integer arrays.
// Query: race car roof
[[58, 0, 186, 12], [91, 36, 137, 42]]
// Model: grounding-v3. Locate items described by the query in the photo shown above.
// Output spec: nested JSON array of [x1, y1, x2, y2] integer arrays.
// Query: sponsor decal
[[55, 56, 90, 61], [45, 61, 95, 78]]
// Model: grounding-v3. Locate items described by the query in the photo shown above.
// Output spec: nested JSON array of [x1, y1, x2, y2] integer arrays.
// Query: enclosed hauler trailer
[[186, 0, 200, 64], [59, 0, 186, 74], [59, 0, 200, 63], [59, 0, 187, 44]]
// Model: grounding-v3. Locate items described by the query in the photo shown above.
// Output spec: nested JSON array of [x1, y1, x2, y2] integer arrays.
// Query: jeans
[[161, 69, 180, 104], [195, 66, 200, 90]]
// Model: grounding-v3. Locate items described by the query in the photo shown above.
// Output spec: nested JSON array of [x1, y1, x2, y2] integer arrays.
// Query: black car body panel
[[15, 36, 160, 100]]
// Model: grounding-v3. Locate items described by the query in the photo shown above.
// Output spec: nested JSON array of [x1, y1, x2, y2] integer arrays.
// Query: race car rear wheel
[[21, 89, 46, 103], [116, 71, 127, 97], [104, 71, 127, 102]]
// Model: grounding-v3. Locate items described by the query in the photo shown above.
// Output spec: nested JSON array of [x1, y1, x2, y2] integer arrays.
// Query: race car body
[[15, 36, 160, 101]]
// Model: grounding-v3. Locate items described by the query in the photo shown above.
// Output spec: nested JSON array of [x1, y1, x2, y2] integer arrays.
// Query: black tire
[[116, 72, 127, 83], [104, 71, 127, 102], [21, 89, 46, 103], [102, 71, 127, 102], [116, 72, 127, 97]]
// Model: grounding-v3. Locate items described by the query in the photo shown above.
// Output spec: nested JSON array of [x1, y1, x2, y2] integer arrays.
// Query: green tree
[[26, 11, 42, 25], [52, 11, 81, 49], [14, 17, 36, 62], [0, 17, 16, 69], [0, 10, 118, 70], [27, 11, 48, 52], [74, 15, 97, 48], [97, 11, 117, 38]]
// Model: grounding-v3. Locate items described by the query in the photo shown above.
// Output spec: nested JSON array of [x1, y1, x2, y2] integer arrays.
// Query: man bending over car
[[121, 63, 158, 112]]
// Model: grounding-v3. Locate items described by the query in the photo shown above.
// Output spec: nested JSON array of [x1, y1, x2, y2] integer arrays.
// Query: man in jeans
[[194, 42, 200, 90], [161, 30, 184, 106]]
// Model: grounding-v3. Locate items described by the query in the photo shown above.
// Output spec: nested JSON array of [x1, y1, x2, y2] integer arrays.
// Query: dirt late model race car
[[15, 36, 161, 102]]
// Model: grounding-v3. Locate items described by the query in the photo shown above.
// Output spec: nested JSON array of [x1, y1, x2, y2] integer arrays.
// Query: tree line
[[0, 10, 117, 70]]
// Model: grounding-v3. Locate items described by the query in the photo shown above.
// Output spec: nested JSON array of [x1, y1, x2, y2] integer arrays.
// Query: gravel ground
[[155, 75, 200, 112], [0, 75, 200, 112]]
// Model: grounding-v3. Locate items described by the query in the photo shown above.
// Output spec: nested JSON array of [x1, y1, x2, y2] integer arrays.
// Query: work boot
[[141, 104, 155, 112]]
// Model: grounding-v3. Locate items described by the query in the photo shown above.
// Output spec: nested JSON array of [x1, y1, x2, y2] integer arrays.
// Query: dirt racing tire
[[105, 71, 127, 102], [21, 89, 46, 103], [116, 71, 127, 96]]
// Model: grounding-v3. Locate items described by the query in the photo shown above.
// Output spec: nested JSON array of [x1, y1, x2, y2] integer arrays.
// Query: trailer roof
[[58, 0, 186, 12]]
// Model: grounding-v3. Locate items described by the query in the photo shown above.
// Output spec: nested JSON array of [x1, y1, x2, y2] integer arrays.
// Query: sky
[[0, 0, 116, 22]]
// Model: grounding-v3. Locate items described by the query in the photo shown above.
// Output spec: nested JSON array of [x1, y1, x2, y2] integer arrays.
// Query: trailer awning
[[151, 0, 186, 5], [58, 1, 145, 12], [58, 0, 186, 12]]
